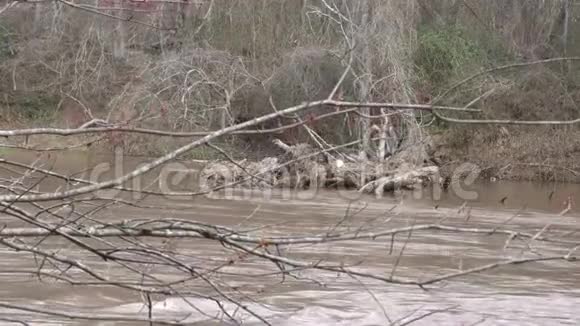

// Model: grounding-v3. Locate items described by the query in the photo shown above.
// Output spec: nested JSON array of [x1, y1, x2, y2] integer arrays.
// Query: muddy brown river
[[0, 151, 579, 325]]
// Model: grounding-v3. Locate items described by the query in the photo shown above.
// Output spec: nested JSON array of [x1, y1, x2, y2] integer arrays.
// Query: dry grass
[[439, 67, 580, 182]]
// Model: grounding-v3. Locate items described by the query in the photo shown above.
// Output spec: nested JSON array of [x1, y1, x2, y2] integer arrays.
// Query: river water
[[0, 151, 579, 325]]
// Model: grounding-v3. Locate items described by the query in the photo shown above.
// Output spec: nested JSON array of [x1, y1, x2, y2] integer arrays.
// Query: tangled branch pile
[[200, 138, 440, 197]]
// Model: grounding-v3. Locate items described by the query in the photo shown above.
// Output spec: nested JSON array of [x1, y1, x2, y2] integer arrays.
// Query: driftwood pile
[[200, 139, 440, 196]]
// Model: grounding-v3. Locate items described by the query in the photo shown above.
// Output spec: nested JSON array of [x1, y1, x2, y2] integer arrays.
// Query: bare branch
[[435, 57, 580, 103], [0, 101, 480, 138], [0, 302, 184, 325], [56, 0, 170, 30], [0, 1, 17, 16]]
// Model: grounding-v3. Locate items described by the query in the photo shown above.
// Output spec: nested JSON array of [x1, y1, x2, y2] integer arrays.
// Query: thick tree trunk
[[357, 0, 372, 163], [562, 0, 571, 72], [112, 0, 126, 60]]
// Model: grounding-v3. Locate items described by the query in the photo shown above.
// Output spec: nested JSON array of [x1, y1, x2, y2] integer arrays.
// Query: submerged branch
[[0, 302, 184, 326], [1, 223, 577, 246]]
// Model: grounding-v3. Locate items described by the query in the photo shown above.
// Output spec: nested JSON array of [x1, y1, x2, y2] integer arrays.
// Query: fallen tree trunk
[[358, 166, 439, 197]]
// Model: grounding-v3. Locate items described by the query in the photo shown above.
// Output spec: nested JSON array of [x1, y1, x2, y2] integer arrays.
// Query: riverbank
[[433, 128, 580, 183], [2, 116, 580, 185]]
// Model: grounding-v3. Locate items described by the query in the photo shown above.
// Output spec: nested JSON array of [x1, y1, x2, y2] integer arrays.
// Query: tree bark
[[112, 0, 126, 60], [357, 0, 372, 163], [562, 0, 571, 72]]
